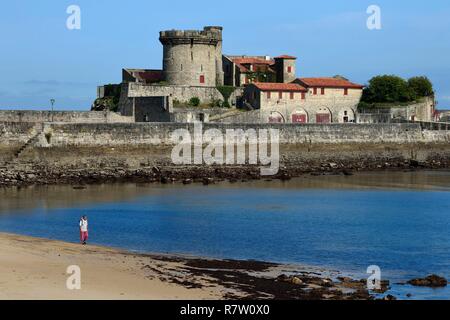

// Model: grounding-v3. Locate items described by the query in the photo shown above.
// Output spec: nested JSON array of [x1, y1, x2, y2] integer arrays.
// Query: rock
[[182, 179, 192, 185], [407, 274, 447, 287], [383, 294, 396, 300], [409, 159, 420, 167], [291, 277, 303, 285], [152, 166, 161, 174], [276, 274, 290, 282], [406, 293, 412, 298], [342, 170, 353, 176], [202, 177, 214, 185], [160, 177, 168, 184], [329, 162, 338, 169]]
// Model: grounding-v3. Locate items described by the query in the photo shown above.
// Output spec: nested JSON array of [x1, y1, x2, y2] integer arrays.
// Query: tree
[[408, 76, 434, 97], [361, 75, 416, 103]]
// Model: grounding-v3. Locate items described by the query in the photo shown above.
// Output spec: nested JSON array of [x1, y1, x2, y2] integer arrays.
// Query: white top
[[79, 219, 88, 232]]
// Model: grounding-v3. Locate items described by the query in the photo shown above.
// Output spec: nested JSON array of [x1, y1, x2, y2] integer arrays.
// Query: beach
[[0, 233, 222, 300], [0, 232, 382, 300]]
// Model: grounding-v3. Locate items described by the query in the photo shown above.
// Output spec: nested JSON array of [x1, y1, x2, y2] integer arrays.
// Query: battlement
[[159, 26, 222, 45]]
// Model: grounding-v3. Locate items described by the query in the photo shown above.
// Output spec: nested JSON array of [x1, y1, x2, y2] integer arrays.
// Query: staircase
[[14, 124, 44, 158], [209, 109, 245, 122]]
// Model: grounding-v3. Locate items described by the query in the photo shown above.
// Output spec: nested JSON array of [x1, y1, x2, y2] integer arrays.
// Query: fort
[[0, 25, 449, 187]]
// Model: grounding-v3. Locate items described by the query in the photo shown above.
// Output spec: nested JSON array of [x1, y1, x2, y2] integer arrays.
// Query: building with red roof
[[295, 77, 364, 89]]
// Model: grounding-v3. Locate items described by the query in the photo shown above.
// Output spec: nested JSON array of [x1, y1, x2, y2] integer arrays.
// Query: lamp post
[[50, 99, 55, 122]]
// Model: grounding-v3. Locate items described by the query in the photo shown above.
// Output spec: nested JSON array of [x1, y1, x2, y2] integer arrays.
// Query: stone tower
[[159, 26, 224, 87], [274, 55, 297, 83]]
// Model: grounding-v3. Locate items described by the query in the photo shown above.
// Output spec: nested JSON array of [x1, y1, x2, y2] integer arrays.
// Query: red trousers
[[80, 231, 88, 242]]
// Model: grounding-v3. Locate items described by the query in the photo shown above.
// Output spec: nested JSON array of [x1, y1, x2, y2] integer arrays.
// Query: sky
[[0, 0, 449, 110]]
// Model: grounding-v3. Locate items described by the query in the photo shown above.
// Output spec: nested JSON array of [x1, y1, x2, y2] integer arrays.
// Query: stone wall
[[2, 121, 449, 174], [4, 121, 449, 151], [358, 97, 435, 123], [28, 123, 427, 148], [126, 83, 243, 106], [0, 110, 133, 123], [0, 122, 39, 147]]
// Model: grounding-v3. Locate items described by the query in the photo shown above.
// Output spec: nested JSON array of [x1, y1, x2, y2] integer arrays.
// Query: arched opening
[[316, 107, 332, 123], [268, 111, 285, 123], [291, 109, 308, 123], [338, 108, 355, 123]]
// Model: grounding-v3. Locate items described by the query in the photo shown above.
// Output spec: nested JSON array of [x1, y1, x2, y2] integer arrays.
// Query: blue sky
[[0, 0, 449, 110]]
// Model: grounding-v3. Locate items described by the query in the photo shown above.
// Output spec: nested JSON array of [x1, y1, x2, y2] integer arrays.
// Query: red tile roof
[[274, 55, 297, 59], [252, 82, 307, 92], [232, 57, 274, 65], [296, 77, 364, 89]]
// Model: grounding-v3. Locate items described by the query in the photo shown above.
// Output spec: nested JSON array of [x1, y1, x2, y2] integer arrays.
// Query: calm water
[[0, 171, 449, 299]]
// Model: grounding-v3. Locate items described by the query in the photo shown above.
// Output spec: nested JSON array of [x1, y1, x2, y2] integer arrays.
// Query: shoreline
[[1, 158, 449, 189], [0, 232, 387, 300]]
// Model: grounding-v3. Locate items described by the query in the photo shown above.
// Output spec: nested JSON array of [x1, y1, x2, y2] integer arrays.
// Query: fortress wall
[[1, 121, 449, 171], [127, 83, 243, 106], [0, 122, 38, 147], [0, 110, 133, 124], [29, 123, 427, 148]]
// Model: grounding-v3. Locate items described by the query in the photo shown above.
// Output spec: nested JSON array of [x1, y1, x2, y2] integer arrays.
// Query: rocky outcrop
[[407, 275, 448, 287]]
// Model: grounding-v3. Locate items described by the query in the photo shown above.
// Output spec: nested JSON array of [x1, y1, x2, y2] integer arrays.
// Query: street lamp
[[50, 99, 55, 122]]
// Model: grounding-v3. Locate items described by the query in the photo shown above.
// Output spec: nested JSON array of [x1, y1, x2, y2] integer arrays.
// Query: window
[[344, 88, 348, 95], [313, 88, 317, 95], [267, 92, 271, 99], [200, 75, 205, 84], [301, 92, 306, 100], [278, 92, 283, 99], [290, 92, 294, 99], [321, 88, 325, 95], [287, 66, 292, 73]]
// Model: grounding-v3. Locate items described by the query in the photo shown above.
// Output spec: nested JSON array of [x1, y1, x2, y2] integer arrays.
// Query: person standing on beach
[[79, 215, 88, 245]]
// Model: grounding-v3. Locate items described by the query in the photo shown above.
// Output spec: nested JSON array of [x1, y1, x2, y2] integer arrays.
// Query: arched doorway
[[291, 109, 308, 123], [316, 107, 332, 123], [338, 108, 355, 123], [268, 111, 285, 123]]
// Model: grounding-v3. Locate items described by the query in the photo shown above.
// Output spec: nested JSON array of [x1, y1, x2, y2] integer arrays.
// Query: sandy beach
[[0, 233, 224, 300], [0, 232, 390, 300]]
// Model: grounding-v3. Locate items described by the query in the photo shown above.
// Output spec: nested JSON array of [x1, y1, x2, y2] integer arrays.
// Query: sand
[[0, 233, 222, 300], [0, 232, 387, 300]]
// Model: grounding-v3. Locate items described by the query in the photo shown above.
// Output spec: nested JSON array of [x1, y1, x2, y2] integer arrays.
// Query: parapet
[[159, 26, 222, 45]]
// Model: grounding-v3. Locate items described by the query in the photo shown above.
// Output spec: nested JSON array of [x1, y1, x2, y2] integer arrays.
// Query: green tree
[[362, 75, 416, 103], [408, 76, 434, 97]]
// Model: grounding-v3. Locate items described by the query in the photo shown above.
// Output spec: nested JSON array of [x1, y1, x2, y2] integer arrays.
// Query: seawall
[[1, 122, 449, 187], [0, 110, 133, 123]]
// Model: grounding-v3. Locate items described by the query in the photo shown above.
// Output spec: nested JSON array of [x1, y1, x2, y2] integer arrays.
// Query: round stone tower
[[159, 26, 224, 87]]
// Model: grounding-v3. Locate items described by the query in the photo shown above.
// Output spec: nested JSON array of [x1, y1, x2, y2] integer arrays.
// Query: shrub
[[189, 97, 201, 107]]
